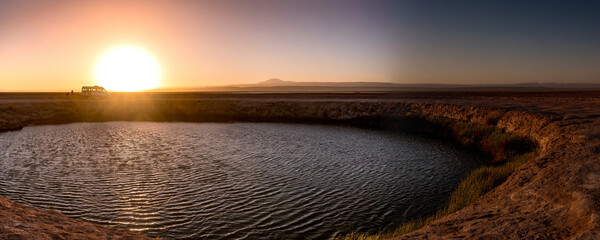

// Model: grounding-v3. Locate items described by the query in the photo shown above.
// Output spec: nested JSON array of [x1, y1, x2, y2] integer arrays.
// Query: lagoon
[[0, 122, 482, 239]]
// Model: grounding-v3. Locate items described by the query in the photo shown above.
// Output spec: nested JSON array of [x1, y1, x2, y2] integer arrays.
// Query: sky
[[0, 0, 599, 91]]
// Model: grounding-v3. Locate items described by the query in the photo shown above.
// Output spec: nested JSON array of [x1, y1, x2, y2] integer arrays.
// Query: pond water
[[0, 122, 482, 239]]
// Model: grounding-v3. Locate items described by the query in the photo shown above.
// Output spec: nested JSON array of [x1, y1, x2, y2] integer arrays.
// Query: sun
[[95, 46, 160, 92]]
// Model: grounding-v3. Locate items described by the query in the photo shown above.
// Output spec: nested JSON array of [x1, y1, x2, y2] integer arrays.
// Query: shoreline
[[1, 91, 599, 239]]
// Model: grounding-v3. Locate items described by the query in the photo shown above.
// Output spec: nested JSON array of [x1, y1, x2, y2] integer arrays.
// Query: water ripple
[[0, 122, 482, 239]]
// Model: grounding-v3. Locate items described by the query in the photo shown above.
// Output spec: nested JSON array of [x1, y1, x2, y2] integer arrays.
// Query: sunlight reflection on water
[[0, 122, 482, 239]]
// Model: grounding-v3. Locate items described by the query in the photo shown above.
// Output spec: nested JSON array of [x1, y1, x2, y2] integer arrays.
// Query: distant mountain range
[[154, 78, 600, 92]]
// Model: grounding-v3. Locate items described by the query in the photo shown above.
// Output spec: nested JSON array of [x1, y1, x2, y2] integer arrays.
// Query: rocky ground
[[1, 91, 599, 239]]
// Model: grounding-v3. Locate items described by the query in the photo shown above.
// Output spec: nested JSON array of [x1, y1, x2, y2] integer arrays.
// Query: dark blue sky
[[398, 0, 600, 83]]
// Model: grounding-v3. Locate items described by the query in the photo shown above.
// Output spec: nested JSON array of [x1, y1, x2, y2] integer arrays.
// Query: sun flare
[[95, 46, 160, 92]]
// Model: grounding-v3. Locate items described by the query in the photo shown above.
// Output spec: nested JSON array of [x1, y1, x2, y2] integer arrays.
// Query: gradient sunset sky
[[1, 0, 599, 91]]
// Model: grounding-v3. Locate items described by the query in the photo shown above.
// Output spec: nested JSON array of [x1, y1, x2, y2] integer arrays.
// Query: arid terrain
[[1, 91, 600, 239]]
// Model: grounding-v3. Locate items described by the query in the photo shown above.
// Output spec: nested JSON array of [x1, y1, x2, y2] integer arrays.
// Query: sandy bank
[[1, 91, 599, 239], [0, 196, 149, 240]]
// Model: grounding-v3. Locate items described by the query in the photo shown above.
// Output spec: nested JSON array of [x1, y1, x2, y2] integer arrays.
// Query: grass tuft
[[335, 115, 537, 240]]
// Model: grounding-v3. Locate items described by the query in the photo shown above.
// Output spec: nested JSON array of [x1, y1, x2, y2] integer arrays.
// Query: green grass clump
[[337, 152, 536, 240], [442, 152, 534, 215], [336, 115, 537, 240], [417, 115, 534, 164]]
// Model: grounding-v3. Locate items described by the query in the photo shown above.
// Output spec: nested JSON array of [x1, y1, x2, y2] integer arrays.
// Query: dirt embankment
[[1, 92, 600, 239]]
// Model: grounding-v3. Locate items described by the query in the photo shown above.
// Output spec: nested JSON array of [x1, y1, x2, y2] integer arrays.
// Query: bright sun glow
[[95, 46, 160, 91]]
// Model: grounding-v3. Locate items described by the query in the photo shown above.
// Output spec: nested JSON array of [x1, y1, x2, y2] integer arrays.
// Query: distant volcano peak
[[254, 78, 296, 86], [259, 78, 291, 84]]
